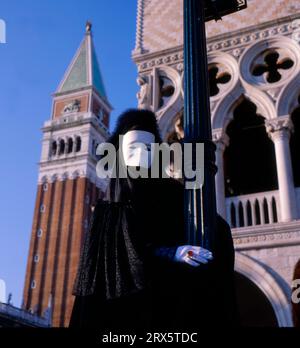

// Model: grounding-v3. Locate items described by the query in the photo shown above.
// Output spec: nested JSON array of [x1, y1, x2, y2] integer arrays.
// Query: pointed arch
[[223, 97, 278, 197], [235, 252, 293, 327], [158, 98, 184, 141], [212, 88, 277, 130], [155, 66, 183, 140], [164, 108, 184, 143], [289, 95, 300, 187], [277, 72, 300, 117]]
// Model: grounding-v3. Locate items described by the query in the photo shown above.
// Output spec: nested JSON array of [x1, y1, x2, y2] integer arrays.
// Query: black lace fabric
[[72, 200, 146, 300], [70, 177, 236, 329], [69, 176, 186, 329]]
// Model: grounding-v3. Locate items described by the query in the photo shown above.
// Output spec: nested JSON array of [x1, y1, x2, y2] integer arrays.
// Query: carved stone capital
[[265, 117, 294, 142], [212, 129, 230, 152]]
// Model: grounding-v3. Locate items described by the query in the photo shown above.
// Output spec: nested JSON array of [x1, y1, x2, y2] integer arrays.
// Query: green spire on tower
[[56, 21, 107, 100]]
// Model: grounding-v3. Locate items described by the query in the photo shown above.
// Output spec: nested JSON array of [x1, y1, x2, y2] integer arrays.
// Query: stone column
[[265, 118, 298, 222], [213, 130, 229, 219]]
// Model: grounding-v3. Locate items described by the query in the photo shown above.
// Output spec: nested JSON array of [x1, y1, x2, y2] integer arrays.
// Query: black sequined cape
[[69, 177, 236, 329]]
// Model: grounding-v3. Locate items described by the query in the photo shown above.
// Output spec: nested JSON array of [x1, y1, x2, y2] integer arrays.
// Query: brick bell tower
[[23, 22, 112, 327]]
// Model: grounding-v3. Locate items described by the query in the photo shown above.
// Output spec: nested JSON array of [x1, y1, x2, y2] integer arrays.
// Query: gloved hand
[[174, 245, 213, 267]]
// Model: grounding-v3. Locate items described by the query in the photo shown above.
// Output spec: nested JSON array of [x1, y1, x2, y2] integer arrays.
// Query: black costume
[[69, 109, 236, 329]]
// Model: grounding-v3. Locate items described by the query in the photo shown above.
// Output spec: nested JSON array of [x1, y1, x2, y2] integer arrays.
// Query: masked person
[[69, 109, 235, 329]]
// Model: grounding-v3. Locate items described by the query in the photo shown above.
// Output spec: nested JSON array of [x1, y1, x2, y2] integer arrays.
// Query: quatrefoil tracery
[[208, 65, 232, 97], [252, 50, 294, 84]]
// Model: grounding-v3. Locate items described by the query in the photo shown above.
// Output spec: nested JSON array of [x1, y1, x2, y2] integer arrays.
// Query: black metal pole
[[183, 0, 217, 251]]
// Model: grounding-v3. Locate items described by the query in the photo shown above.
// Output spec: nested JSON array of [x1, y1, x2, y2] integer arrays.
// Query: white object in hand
[[175, 245, 213, 267]]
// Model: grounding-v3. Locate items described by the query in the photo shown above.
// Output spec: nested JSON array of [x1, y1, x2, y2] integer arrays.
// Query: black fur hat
[[107, 109, 162, 149]]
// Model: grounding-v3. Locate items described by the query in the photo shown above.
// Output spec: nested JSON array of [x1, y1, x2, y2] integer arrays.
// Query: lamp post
[[183, 0, 247, 251]]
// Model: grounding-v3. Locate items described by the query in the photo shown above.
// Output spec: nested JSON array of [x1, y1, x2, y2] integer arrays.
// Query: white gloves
[[175, 245, 213, 267]]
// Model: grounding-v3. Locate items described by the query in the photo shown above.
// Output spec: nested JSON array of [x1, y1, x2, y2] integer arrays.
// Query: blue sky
[[0, 0, 138, 307]]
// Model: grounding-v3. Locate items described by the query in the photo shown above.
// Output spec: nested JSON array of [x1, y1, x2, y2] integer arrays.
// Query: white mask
[[121, 130, 155, 169]]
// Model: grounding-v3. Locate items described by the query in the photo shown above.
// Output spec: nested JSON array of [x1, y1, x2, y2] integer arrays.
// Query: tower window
[[37, 229, 43, 238], [40, 204, 46, 213], [59, 139, 65, 155], [31, 280, 36, 289], [43, 183, 48, 192], [51, 141, 57, 156], [67, 138, 74, 154], [34, 255, 39, 263], [76, 137, 82, 152]]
